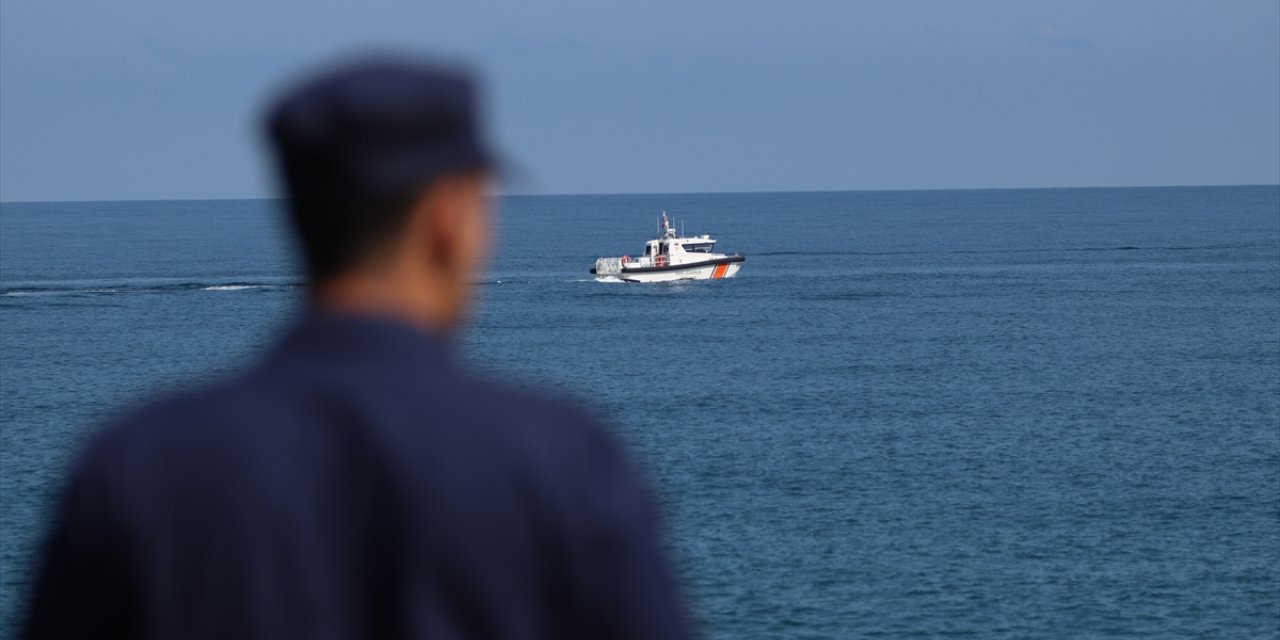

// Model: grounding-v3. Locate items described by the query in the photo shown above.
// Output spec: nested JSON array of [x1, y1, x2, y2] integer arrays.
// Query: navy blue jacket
[[23, 314, 691, 639]]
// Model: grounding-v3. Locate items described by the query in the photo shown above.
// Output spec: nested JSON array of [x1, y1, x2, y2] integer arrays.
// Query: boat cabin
[[642, 234, 716, 258]]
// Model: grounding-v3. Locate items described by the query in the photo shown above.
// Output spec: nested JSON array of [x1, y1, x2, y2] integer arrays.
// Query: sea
[[1, 186, 1278, 638]]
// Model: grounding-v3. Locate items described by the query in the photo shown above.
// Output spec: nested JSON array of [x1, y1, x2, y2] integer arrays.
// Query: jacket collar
[[274, 310, 455, 367]]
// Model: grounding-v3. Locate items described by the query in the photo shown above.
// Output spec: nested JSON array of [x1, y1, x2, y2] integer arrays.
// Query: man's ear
[[407, 181, 453, 271], [421, 177, 464, 273]]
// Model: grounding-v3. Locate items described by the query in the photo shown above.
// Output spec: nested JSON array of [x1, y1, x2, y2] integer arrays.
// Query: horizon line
[[2, 182, 1277, 205]]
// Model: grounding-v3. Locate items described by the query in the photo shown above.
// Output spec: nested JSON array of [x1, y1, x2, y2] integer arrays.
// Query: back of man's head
[[265, 57, 496, 282]]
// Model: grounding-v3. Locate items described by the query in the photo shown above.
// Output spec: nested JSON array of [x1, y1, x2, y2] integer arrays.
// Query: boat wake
[[475, 279, 532, 286], [1, 277, 300, 298], [201, 284, 260, 291]]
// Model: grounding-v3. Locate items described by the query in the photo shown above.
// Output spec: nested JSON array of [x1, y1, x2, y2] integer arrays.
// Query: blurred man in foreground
[[23, 56, 692, 639]]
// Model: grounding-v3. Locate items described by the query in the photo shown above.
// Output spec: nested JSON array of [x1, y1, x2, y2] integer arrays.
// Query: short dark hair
[[280, 190, 419, 281]]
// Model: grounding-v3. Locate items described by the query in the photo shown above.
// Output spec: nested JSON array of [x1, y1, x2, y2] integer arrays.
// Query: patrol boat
[[591, 213, 745, 283]]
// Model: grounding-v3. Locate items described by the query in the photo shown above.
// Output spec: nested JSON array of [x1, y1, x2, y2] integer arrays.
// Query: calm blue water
[[2, 187, 1278, 637]]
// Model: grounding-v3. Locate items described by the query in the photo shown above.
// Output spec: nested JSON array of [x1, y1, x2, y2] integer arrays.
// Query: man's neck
[[311, 267, 461, 337]]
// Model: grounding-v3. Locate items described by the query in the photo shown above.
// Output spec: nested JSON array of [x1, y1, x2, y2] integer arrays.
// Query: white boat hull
[[595, 257, 743, 283]]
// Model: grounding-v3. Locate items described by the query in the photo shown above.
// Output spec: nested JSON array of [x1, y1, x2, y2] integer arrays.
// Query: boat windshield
[[685, 243, 714, 253]]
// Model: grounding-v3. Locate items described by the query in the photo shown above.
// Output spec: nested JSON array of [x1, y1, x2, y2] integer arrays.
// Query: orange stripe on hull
[[712, 264, 728, 279]]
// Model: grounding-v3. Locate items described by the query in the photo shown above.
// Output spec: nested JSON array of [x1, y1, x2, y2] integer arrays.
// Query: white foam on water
[[593, 276, 625, 284], [203, 285, 258, 291]]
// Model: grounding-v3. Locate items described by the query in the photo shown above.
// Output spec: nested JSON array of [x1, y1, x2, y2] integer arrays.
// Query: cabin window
[[685, 243, 714, 253]]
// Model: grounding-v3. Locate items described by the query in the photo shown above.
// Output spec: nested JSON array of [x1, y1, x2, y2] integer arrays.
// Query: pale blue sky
[[1, 1, 1277, 201]]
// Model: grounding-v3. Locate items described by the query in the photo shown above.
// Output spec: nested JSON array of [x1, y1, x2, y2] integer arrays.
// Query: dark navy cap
[[266, 56, 497, 204]]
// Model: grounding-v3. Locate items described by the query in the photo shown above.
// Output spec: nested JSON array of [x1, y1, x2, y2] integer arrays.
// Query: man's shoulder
[[436, 370, 620, 461], [88, 356, 615, 467], [464, 373, 599, 427], [79, 367, 268, 464]]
